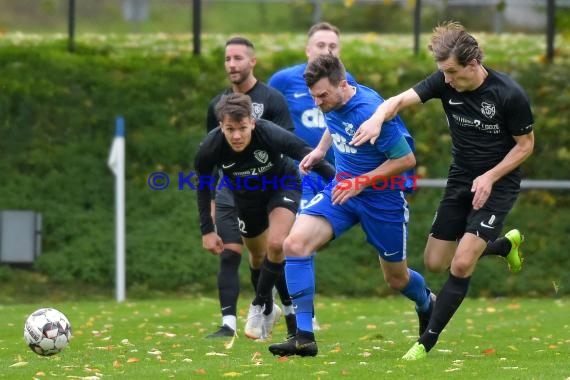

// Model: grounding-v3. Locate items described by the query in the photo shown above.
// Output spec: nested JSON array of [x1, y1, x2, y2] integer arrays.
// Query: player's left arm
[[471, 131, 534, 210]]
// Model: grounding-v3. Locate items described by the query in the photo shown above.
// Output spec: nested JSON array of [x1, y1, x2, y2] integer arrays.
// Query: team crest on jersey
[[251, 103, 264, 119], [481, 102, 496, 119], [254, 150, 269, 164], [343, 122, 356, 136]]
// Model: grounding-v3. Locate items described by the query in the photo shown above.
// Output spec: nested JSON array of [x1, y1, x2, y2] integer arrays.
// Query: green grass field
[[2, 297, 568, 379]]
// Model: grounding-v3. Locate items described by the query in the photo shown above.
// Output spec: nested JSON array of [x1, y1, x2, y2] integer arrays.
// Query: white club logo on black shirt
[[481, 102, 496, 119]]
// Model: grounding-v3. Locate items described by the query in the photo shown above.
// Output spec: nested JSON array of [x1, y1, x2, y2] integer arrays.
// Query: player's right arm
[[299, 128, 332, 175], [350, 88, 421, 146], [194, 136, 224, 255]]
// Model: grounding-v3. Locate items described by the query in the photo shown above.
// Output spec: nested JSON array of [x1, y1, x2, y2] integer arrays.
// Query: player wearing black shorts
[[204, 37, 295, 339], [352, 21, 534, 360], [195, 93, 334, 340]]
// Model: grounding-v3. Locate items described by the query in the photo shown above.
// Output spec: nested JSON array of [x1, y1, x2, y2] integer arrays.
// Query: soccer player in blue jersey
[[268, 54, 434, 357], [268, 21, 356, 331], [269, 22, 355, 180], [352, 22, 534, 360]]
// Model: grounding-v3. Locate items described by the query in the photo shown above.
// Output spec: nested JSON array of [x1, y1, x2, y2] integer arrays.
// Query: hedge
[[1, 34, 569, 298]]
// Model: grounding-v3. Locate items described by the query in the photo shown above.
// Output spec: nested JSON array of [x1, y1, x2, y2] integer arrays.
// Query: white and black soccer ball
[[23, 307, 72, 356]]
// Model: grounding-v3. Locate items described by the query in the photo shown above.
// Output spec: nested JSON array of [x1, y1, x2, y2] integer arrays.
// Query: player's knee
[[424, 248, 450, 273], [266, 236, 285, 256], [450, 258, 475, 277], [283, 235, 309, 257], [424, 256, 448, 273]]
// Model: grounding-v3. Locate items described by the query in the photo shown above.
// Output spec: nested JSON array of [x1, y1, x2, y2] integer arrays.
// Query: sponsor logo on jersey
[[448, 99, 464, 105]]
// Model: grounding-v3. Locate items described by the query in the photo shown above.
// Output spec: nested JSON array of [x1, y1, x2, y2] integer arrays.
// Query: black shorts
[[430, 165, 521, 242], [214, 201, 243, 245], [234, 188, 301, 238]]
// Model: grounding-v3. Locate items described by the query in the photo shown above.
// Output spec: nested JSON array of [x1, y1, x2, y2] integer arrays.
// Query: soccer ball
[[23, 308, 72, 356]]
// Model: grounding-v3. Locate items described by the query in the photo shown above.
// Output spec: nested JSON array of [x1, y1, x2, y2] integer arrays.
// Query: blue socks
[[284, 256, 314, 333], [401, 269, 430, 312]]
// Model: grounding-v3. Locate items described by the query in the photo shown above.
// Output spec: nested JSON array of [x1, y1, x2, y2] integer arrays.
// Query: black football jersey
[[413, 67, 533, 173], [195, 119, 334, 234], [206, 81, 294, 132]]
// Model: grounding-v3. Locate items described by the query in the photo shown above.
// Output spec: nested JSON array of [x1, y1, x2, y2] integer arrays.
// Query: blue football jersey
[[325, 84, 416, 194]]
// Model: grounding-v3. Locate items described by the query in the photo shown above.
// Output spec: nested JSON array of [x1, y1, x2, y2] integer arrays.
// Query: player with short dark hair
[[204, 37, 296, 339], [268, 54, 434, 357], [268, 21, 356, 331], [195, 93, 335, 341], [352, 21, 534, 360]]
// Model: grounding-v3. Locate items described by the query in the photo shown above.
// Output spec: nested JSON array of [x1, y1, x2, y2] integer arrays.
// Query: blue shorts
[[300, 172, 328, 210], [300, 185, 409, 262]]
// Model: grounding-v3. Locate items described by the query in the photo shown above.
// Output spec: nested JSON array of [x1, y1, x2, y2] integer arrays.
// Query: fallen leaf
[[196, 369, 206, 374], [330, 345, 342, 353], [223, 372, 242, 377], [206, 352, 228, 356], [224, 335, 236, 349], [113, 360, 122, 369], [94, 346, 114, 351], [9, 362, 28, 367], [482, 348, 496, 355], [277, 356, 289, 362], [366, 324, 377, 330], [251, 351, 262, 364], [127, 357, 140, 363]]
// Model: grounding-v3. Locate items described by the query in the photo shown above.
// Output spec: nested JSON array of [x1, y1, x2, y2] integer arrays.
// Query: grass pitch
[[1, 297, 569, 379]]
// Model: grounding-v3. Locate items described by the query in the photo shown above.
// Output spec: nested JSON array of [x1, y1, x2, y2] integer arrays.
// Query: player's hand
[[332, 178, 364, 205], [299, 149, 325, 175], [350, 116, 383, 146], [202, 232, 223, 255], [471, 174, 494, 210]]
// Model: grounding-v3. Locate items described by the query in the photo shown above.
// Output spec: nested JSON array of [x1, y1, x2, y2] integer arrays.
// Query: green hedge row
[[1, 36, 569, 299]]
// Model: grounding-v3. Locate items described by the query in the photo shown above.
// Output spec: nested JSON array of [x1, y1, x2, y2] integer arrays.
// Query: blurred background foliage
[[0, 0, 569, 302], [0, 0, 569, 34]]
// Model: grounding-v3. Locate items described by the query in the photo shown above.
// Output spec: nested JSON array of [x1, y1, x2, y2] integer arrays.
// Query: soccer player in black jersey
[[351, 21, 534, 360], [195, 93, 334, 341], [204, 37, 296, 339]]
